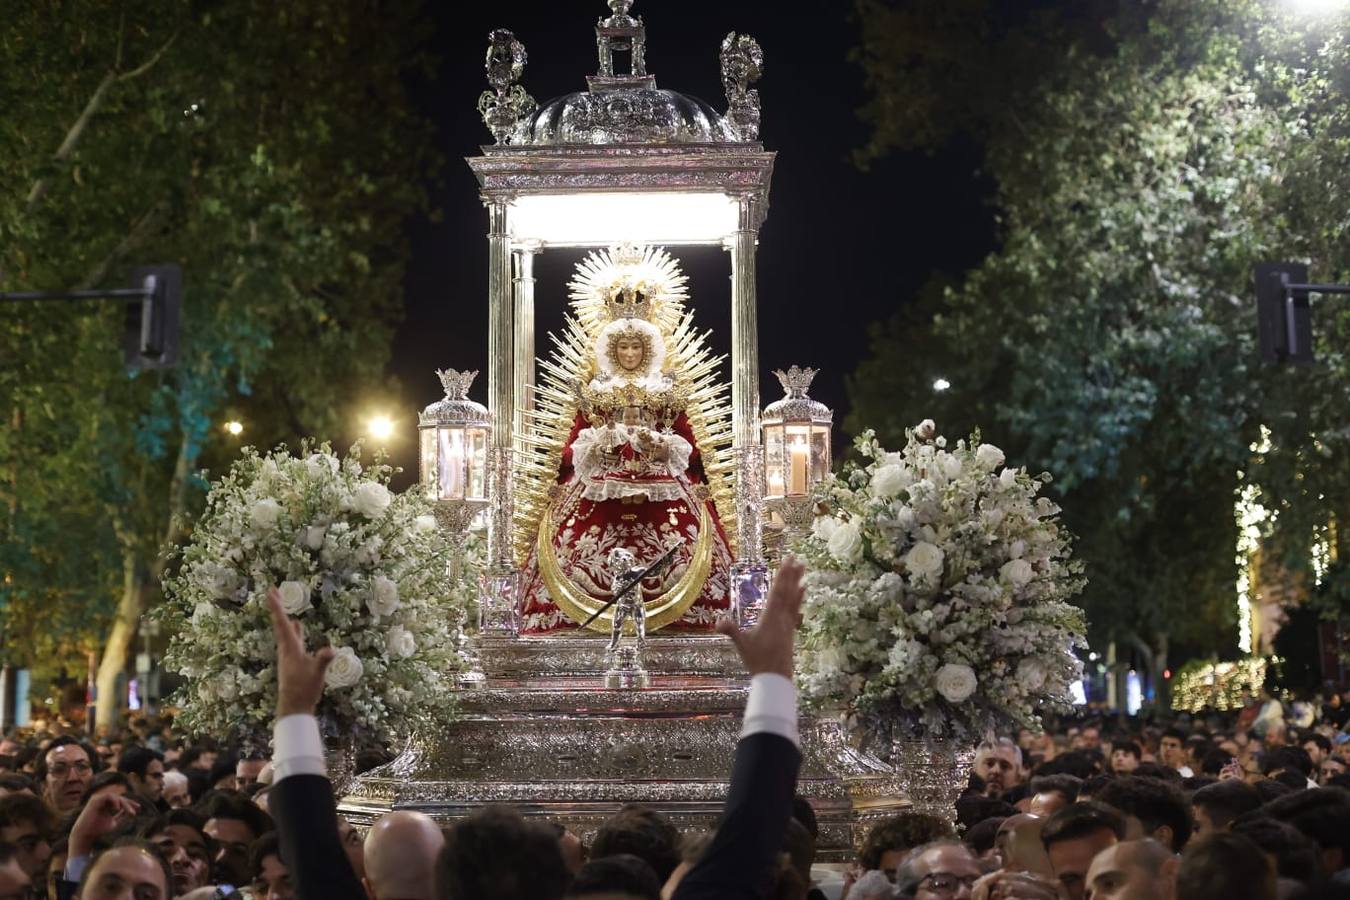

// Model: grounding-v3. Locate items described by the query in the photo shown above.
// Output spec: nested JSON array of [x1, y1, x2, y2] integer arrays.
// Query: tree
[[849, 0, 1350, 685], [0, 0, 437, 724]]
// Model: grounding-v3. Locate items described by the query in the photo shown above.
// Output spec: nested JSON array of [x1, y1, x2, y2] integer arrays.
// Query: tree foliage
[[850, 0, 1350, 665], [0, 1, 438, 705]]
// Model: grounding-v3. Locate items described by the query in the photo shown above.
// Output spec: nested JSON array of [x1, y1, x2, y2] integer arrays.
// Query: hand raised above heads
[[267, 585, 335, 718], [714, 556, 805, 679]]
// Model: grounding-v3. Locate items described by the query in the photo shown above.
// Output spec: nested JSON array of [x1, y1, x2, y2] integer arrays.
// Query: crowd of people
[[1, 563, 1349, 900]]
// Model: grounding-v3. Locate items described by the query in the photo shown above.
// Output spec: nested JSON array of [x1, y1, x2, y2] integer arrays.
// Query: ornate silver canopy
[[479, 1, 763, 147]]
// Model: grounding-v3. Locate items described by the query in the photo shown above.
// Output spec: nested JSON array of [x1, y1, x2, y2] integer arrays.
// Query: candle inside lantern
[[767, 469, 786, 496], [788, 438, 809, 495], [439, 430, 465, 499]]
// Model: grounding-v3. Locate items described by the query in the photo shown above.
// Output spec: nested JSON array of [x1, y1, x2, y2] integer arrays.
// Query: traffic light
[[1255, 262, 1313, 365], [125, 264, 181, 369]]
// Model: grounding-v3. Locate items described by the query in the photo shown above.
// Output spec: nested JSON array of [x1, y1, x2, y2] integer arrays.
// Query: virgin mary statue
[[516, 244, 734, 635]]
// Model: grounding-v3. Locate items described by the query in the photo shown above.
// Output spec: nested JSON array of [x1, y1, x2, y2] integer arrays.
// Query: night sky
[[388, 0, 995, 482]]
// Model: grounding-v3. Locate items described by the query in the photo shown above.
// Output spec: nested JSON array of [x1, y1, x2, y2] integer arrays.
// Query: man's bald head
[[363, 811, 446, 900], [1085, 839, 1176, 900]]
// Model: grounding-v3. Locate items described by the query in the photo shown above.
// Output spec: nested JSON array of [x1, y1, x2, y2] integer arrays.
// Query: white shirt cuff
[[741, 672, 799, 747], [65, 853, 90, 884], [272, 714, 327, 781]]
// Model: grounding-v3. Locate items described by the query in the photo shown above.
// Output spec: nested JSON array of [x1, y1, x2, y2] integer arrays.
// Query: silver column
[[728, 193, 768, 624], [512, 241, 540, 455], [483, 198, 518, 634]]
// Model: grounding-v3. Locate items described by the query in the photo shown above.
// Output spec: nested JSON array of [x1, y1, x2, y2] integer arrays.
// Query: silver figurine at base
[[599, 543, 679, 688]]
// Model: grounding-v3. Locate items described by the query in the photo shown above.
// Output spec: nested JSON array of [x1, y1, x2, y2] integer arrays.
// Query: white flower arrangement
[[159, 444, 476, 751], [793, 422, 1087, 743]]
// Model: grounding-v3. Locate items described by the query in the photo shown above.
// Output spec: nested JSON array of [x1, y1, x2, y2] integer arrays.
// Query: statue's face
[[614, 336, 646, 373], [608, 549, 636, 573]]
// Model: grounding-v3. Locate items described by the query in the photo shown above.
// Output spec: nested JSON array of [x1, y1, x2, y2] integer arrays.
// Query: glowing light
[[1171, 658, 1271, 712], [367, 415, 396, 443], [223, 420, 244, 436], [1088, 651, 1099, 661], [1070, 680, 1088, 705], [932, 377, 951, 392], [1126, 670, 1142, 716], [507, 192, 740, 246], [1285, 0, 1345, 15]]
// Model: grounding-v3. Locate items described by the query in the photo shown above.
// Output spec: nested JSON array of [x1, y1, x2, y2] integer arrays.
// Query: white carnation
[[939, 453, 963, 480], [324, 646, 364, 689], [1001, 559, 1033, 588], [827, 520, 865, 564], [1017, 657, 1048, 691], [277, 580, 312, 615], [871, 464, 911, 499], [934, 663, 978, 703], [976, 443, 1005, 469], [386, 625, 417, 660], [903, 541, 945, 581], [915, 419, 937, 440], [368, 575, 401, 617], [250, 498, 283, 529], [351, 482, 392, 518]]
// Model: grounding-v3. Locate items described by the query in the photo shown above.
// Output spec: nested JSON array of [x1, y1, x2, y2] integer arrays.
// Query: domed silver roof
[[477, 2, 763, 147], [517, 88, 733, 146]]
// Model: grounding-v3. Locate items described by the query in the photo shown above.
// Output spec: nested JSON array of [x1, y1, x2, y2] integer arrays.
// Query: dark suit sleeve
[[270, 773, 367, 900], [672, 731, 803, 900]]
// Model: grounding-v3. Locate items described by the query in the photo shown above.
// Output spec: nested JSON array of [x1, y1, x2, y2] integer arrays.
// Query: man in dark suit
[[671, 557, 805, 900], [264, 556, 807, 900]]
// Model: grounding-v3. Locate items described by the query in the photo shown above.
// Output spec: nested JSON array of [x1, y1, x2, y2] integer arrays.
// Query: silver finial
[[436, 369, 479, 400], [478, 30, 536, 144], [773, 366, 818, 399], [591, 0, 652, 90], [720, 33, 763, 141]]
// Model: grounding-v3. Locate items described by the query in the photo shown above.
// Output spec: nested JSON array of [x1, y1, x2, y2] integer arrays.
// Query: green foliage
[[0, 1, 438, 675], [851, 0, 1350, 660]]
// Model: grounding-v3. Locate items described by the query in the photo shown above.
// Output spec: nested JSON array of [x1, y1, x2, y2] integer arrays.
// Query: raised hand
[[70, 793, 141, 857], [715, 556, 806, 679], [267, 586, 335, 718]]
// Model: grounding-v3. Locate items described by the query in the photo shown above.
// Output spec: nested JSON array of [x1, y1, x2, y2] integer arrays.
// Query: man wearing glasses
[[896, 841, 983, 899], [36, 740, 96, 817]]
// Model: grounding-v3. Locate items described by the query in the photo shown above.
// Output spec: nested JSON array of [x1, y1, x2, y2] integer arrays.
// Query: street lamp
[[367, 415, 396, 443]]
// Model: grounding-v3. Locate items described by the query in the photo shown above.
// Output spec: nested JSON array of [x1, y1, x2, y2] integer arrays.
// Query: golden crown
[[605, 285, 656, 322]]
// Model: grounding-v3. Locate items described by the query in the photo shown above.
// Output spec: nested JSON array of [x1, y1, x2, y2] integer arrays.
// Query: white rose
[[934, 663, 978, 704], [871, 464, 911, 499], [1017, 658, 1048, 692], [939, 453, 963, 480], [300, 525, 327, 551], [903, 541, 945, 581], [1000, 468, 1019, 488], [827, 520, 865, 564], [915, 419, 937, 440], [305, 453, 339, 478], [414, 515, 437, 533], [811, 516, 841, 542], [324, 647, 364, 689], [368, 575, 401, 617], [351, 482, 392, 518], [277, 580, 312, 615], [1000, 558, 1034, 588], [250, 498, 283, 529], [386, 625, 417, 660], [976, 443, 1005, 469]]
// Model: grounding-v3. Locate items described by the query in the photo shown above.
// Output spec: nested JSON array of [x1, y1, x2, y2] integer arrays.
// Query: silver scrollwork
[[720, 32, 763, 141], [479, 30, 537, 144]]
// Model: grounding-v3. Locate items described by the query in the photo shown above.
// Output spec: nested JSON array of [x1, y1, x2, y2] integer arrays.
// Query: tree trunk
[[93, 427, 193, 729], [95, 549, 144, 729], [1154, 632, 1170, 712]]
